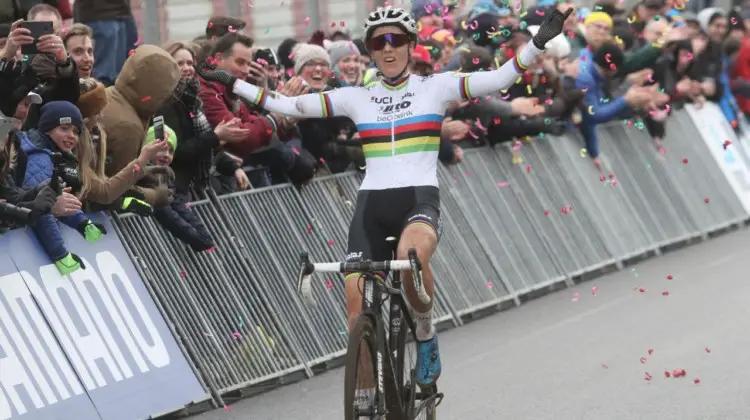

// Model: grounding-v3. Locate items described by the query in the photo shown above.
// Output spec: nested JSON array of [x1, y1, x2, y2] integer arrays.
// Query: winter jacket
[[733, 36, 750, 116], [159, 86, 222, 193], [198, 77, 274, 154], [100, 45, 180, 202], [85, 128, 149, 205], [578, 43, 662, 79], [73, 0, 131, 22], [17, 129, 87, 260], [575, 59, 633, 159], [146, 168, 215, 251]]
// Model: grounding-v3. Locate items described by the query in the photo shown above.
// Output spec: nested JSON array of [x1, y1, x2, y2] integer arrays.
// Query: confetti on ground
[[544, 209, 551, 216], [328, 239, 335, 246], [525, 165, 531, 173], [704, 198, 710, 203], [638, 287, 646, 293], [648, 348, 654, 355], [572, 292, 580, 301], [496, 181, 509, 188], [693, 378, 701, 384], [661, 290, 669, 296], [705, 347, 711, 353], [232, 332, 241, 339], [667, 274, 673, 280], [224, 405, 232, 410], [591, 286, 598, 296], [682, 158, 688, 164], [306, 225, 313, 233], [640, 357, 647, 364], [180, 271, 186, 278], [644, 372, 653, 381], [664, 370, 671, 378], [486, 281, 493, 289], [601, 363, 608, 369], [325, 279, 334, 290]]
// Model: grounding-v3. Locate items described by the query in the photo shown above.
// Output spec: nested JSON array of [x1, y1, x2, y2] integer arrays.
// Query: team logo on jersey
[[379, 101, 411, 114], [371, 96, 393, 104]]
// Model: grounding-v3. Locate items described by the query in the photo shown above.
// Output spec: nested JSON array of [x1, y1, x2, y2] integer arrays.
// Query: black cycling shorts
[[345, 186, 441, 267]]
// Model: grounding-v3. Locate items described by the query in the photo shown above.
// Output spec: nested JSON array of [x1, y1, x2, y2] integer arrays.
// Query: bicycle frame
[[357, 269, 417, 418]]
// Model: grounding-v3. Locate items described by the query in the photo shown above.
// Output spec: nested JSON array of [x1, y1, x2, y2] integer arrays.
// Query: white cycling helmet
[[364, 6, 418, 41]]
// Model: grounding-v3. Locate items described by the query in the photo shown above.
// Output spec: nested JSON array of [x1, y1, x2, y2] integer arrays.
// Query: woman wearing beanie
[[14, 101, 106, 274], [292, 43, 364, 173], [158, 41, 251, 197], [75, 78, 171, 212], [140, 124, 216, 252], [327, 40, 363, 87]]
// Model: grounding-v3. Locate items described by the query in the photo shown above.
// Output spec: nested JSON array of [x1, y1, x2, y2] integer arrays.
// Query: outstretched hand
[[195, 60, 237, 88], [533, 7, 574, 50]]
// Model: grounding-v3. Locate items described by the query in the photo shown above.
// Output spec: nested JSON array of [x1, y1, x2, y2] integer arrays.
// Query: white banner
[[684, 103, 750, 213]]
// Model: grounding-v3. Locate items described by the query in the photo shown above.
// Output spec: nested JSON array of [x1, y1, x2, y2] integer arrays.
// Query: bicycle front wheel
[[344, 315, 400, 420]]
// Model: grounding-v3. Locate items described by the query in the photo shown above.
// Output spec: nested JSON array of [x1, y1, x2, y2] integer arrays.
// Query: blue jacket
[[19, 130, 87, 261], [575, 59, 632, 158]]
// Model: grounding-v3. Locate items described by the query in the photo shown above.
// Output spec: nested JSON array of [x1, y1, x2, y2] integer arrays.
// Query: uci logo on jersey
[[371, 96, 392, 104]]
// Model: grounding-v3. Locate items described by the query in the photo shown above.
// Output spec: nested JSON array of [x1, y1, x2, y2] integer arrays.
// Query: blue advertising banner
[[0, 213, 209, 420]]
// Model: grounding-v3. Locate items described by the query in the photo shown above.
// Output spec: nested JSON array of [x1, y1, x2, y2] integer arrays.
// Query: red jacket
[[198, 77, 273, 153], [733, 36, 750, 116]]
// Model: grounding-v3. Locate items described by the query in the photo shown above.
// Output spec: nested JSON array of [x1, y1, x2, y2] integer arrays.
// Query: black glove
[[0, 202, 32, 224], [532, 7, 574, 50], [0, 62, 38, 117], [28, 186, 57, 221], [196, 60, 237, 88]]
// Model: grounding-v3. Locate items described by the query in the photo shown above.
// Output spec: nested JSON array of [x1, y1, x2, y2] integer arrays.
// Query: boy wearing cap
[[16, 101, 106, 274], [141, 124, 215, 252]]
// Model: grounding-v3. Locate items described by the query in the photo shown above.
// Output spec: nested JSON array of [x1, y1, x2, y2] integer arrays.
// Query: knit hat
[[327, 40, 360, 68], [584, 11, 614, 27], [76, 82, 108, 119], [292, 43, 331, 74], [38, 101, 83, 134], [145, 124, 177, 151]]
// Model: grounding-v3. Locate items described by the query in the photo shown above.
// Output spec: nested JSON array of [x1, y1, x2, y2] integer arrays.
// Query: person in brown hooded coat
[[100, 44, 180, 206]]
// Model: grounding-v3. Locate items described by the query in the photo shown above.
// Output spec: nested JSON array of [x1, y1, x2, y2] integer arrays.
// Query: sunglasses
[[367, 33, 411, 51]]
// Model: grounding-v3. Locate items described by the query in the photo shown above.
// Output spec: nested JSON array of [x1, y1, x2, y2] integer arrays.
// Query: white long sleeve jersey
[[233, 43, 542, 191]]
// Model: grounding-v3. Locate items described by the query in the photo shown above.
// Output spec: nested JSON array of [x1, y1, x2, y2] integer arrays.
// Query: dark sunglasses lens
[[368, 33, 409, 51]]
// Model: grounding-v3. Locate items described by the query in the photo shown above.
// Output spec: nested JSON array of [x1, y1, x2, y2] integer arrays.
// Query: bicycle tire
[[394, 315, 437, 420], [344, 315, 402, 420]]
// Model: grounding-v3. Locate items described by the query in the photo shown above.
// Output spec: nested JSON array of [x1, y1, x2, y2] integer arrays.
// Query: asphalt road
[[191, 227, 750, 420]]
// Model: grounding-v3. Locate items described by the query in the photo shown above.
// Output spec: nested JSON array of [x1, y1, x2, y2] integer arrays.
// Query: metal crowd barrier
[[110, 105, 750, 411]]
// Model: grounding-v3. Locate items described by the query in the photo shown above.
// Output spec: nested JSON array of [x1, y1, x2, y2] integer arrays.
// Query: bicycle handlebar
[[296, 249, 431, 306]]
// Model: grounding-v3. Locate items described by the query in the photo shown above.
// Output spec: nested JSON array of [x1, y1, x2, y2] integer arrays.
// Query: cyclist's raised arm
[[435, 7, 572, 102], [436, 43, 543, 102], [196, 63, 355, 118], [233, 80, 356, 118]]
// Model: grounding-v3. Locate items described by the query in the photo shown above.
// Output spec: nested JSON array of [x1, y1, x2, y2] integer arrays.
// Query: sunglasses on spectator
[[367, 33, 411, 51]]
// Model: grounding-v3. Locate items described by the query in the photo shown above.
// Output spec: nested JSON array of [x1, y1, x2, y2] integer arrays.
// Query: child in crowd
[[142, 124, 216, 252], [17, 101, 106, 274]]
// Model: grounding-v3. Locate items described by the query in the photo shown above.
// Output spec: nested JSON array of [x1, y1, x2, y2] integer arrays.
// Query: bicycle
[[297, 238, 443, 419]]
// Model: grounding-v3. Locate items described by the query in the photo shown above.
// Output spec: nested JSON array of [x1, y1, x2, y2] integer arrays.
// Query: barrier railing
[[5, 103, 748, 419], [109, 104, 750, 412]]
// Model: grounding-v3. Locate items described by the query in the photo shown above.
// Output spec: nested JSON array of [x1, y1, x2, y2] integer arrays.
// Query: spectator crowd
[[0, 0, 747, 274]]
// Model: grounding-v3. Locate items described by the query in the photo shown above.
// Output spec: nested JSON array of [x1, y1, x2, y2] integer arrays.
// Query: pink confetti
[[544, 98, 553, 105], [572, 292, 580, 301], [525, 165, 531, 173], [325, 278, 334, 289], [640, 357, 648, 364], [328, 239, 335, 246], [306, 225, 313, 233], [544, 209, 551, 216], [133, 163, 141, 172], [134, 37, 142, 46], [591, 286, 598, 295], [648, 348, 654, 355], [705, 347, 711, 353], [686, 52, 694, 60], [704, 198, 710, 204], [340, 21, 345, 27], [644, 372, 652, 381], [486, 281, 493, 289], [496, 181, 509, 188], [661, 290, 669, 296], [180, 271, 186, 278], [224, 405, 232, 410], [535, 9, 545, 16], [638, 287, 646, 293], [664, 370, 671, 378], [659, 147, 666, 155], [667, 274, 673, 280], [560, 206, 569, 215], [291, 146, 300, 155], [331, 22, 336, 27], [601, 363, 609, 369], [232, 332, 241, 338], [140, 96, 152, 102], [304, 17, 311, 24], [693, 378, 701, 384]]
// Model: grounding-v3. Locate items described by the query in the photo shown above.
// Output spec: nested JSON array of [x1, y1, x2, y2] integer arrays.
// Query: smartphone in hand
[[152, 115, 165, 142], [19, 21, 54, 55]]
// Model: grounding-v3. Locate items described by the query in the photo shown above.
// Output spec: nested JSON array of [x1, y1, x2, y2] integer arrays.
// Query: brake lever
[[297, 252, 315, 305]]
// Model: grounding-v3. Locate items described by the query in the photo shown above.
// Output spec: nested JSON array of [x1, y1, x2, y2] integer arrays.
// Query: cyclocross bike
[[297, 238, 443, 419]]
